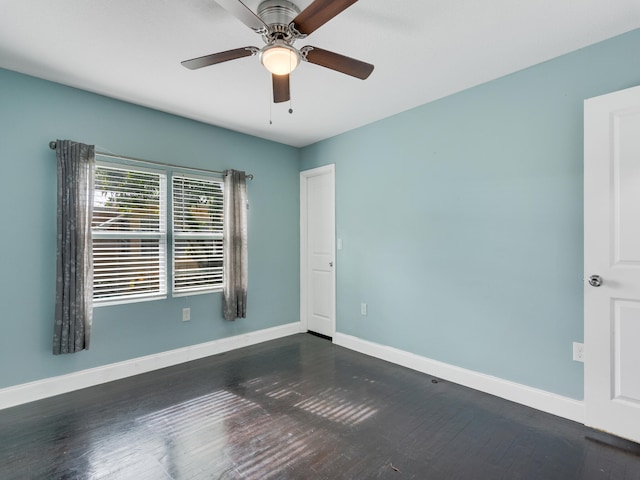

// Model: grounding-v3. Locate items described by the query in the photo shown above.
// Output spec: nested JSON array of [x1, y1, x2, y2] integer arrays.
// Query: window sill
[[94, 294, 167, 308], [172, 287, 223, 298]]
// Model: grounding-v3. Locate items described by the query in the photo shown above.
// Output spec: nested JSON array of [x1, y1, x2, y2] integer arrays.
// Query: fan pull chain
[[289, 55, 293, 115]]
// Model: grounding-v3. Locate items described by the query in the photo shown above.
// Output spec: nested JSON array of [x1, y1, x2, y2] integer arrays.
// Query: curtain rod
[[49, 141, 254, 180]]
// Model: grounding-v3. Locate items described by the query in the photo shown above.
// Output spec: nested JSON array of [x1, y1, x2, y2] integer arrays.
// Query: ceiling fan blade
[[181, 47, 256, 70], [302, 47, 374, 79], [215, 0, 268, 33], [292, 0, 359, 36], [273, 74, 290, 103]]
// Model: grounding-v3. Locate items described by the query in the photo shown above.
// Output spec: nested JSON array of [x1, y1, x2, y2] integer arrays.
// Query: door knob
[[329, 261, 333, 267], [588, 275, 603, 287]]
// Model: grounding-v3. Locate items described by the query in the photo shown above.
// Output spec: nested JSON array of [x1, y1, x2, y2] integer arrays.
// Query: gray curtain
[[53, 140, 95, 354], [223, 169, 248, 321]]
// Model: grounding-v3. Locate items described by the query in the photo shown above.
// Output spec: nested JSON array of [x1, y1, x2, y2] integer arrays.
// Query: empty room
[[1, 0, 640, 478]]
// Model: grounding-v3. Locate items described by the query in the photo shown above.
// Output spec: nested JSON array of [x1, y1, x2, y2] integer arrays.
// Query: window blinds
[[172, 175, 224, 294], [92, 164, 167, 301]]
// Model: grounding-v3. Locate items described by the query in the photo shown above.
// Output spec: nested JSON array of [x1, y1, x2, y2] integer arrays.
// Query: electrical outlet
[[361, 303, 367, 316], [182, 307, 191, 322], [573, 342, 584, 362]]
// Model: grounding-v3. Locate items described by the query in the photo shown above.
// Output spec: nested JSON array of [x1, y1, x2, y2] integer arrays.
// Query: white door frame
[[300, 164, 336, 336]]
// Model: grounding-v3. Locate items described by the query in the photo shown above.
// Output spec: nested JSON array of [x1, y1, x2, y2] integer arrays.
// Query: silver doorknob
[[588, 275, 603, 287]]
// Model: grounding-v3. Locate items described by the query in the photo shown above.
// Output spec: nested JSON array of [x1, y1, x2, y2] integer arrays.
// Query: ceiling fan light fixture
[[260, 43, 300, 75]]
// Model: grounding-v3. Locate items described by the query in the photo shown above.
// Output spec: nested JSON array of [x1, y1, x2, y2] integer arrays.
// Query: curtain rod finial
[[49, 141, 57, 150]]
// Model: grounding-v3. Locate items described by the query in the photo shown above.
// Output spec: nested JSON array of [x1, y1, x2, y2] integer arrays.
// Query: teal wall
[[2, 28, 639, 401], [0, 68, 300, 389], [301, 28, 640, 400]]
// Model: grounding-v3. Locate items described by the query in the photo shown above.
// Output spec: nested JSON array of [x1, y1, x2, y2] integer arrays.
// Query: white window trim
[[171, 173, 224, 297], [92, 160, 168, 307]]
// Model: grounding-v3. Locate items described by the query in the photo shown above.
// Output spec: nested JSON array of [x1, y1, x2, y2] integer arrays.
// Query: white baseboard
[[0, 322, 302, 410], [333, 332, 585, 424]]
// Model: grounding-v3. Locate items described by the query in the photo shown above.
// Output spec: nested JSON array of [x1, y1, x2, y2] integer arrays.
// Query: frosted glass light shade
[[260, 44, 300, 75]]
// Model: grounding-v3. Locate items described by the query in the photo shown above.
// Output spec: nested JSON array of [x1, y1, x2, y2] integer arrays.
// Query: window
[[90, 162, 224, 304], [172, 175, 224, 294], [92, 163, 167, 303]]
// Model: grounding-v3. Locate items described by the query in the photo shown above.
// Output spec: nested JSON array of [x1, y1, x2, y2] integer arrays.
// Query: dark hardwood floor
[[1, 333, 640, 479]]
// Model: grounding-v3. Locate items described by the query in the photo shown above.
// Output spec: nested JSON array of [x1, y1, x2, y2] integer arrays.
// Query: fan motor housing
[[257, 0, 300, 28]]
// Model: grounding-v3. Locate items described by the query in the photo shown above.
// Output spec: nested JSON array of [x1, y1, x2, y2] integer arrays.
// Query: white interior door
[[584, 84, 640, 443], [300, 165, 336, 337]]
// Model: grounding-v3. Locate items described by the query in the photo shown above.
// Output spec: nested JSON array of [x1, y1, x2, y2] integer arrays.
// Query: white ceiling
[[1, 0, 639, 147]]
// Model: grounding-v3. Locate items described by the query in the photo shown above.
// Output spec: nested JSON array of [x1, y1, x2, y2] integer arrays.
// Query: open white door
[[300, 165, 336, 338], [584, 85, 640, 443]]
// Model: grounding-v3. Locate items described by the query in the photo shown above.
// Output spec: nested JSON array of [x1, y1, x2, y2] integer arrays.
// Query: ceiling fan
[[181, 0, 374, 103]]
